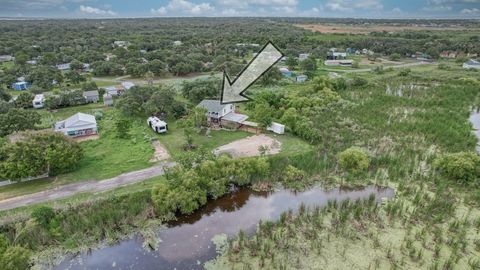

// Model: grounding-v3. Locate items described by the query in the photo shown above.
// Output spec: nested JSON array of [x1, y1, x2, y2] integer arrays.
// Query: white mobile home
[[147, 116, 168, 134], [55, 113, 98, 138]]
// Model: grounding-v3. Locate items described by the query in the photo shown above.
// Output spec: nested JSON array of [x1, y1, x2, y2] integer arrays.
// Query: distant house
[[11, 82, 30, 91], [103, 93, 113, 106], [280, 56, 288, 62], [105, 86, 120, 96], [55, 113, 98, 138], [463, 59, 480, 70], [32, 94, 45, 109], [324, 60, 353, 67], [196, 99, 249, 129], [173, 40, 183, 46], [113, 41, 130, 48], [26, 60, 37, 65], [267, 122, 285, 135], [279, 67, 293, 78], [0, 55, 14, 62], [327, 51, 347, 60], [440, 51, 458, 58], [56, 63, 71, 71], [296, 75, 308, 83], [298, 53, 310, 61], [121, 81, 135, 90], [83, 90, 100, 103]]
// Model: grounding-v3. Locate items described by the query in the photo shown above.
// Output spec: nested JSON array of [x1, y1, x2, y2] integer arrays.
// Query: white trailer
[[32, 94, 45, 109], [147, 116, 168, 134]]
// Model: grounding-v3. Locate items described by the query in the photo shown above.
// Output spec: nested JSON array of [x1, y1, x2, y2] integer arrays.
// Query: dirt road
[[0, 162, 176, 211], [322, 61, 434, 73]]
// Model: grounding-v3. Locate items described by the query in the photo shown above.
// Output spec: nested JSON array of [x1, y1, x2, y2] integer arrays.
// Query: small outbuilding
[[54, 112, 98, 138], [83, 90, 100, 103], [103, 93, 113, 106], [267, 122, 285, 135], [296, 75, 308, 83], [463, 59, 480, 70], [32, 94, 45, 109], [11, 82, 30, 91]]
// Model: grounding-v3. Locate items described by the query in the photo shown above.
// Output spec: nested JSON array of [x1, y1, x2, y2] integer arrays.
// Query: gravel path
[[0, 162, 176, 211]]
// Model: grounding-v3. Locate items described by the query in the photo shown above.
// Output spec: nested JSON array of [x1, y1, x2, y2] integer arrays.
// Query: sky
[[0, 0, 479, 19]]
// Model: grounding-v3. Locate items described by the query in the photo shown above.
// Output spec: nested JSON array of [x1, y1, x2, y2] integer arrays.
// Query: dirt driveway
[[150, 140, 171, 162], [214, 135, 282, 158], [0, 162, 176, 211]]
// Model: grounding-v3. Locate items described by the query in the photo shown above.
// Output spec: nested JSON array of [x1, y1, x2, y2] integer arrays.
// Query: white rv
[[32, 94, 45, 109], [147, 116, 168, 134]]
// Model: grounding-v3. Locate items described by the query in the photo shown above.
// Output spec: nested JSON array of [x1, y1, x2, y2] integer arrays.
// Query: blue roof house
[[12, 82, 31, 91]]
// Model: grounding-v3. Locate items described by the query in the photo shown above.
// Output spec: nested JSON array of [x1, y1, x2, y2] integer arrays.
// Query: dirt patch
[[74, 134, 100, 142], [214, 134, 281, 158], [295, 23, 473, 34], [150, 140, 171, 162]]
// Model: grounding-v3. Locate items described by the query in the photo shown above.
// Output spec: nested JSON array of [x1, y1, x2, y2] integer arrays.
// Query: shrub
[[433, 152, 480, 183], [30, 206, 55, 228], [283, 165, 306, 183], [337, 147, 370, 173], [351, 77, 368, 87], [1, 246, 31, 270]]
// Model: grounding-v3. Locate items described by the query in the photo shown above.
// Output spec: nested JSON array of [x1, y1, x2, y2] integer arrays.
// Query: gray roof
[[222, 112, 248, 123], [83, 90, 99, 97], [197, 99, 229, 113], [65, 113, 96, 127], [465, 59, 480, 66]]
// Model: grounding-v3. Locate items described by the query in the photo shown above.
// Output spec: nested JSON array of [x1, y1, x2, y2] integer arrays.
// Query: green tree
[[337, 147, 370, 173], [0, 131, 83, 180], [0, 108, 41, 136], [14, 92, 33, 108], [1, 246, 31, 270], [253, 102, 274, 130], [181, 77, 221, 104], [299, 56, 317, 71], [0, 88, 12, 102], [285, 56, 298, 70], [70, 59, 83, 71], [115, 118, 132, 139]]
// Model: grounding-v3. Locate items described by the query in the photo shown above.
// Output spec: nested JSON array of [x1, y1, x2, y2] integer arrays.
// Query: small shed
[[83, 90, 100, 103], [267, 122, 285, 135], [296, 75, 308, 83], [103, 93, 113, 106], [32, 94, 45, 109], [279, 67, 292, 78], [12, 82, 30, 91]]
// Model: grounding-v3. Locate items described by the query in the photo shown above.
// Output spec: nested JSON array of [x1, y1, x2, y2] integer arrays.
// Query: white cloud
[[79, 5, 117, 16], [221, 8, 239, 16], [422, 5, 453, 11], [325, 0, 383, 12], [151, 0, 214, 16], [461, 8, 480, 14], [392, 7, 402, 13]]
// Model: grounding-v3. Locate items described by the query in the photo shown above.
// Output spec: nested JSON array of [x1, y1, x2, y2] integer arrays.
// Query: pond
[[55, 185, 395, 270]]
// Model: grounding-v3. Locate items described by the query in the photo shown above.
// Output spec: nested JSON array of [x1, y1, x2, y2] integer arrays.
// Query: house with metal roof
[[196, 99, 249, 129], [83, 90, 100, 103], [54, 113, 98, 138]]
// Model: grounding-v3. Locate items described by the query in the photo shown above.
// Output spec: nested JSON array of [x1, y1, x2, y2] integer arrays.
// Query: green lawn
[[158, 121, 252, 158]]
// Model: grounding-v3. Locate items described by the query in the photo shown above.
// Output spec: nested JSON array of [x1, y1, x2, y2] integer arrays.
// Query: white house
[[197, 99, 249, 129], [56, 63, 71, 71], [32, 94, 45, 109], [121, 81, 135, 90], [147, 116, 168, 134], [463, 59, 480, 70], [104, 93, 113, 106], [173, 40, 183, 46], [0, 55, 14, 62], [54, 113, 98, 138], [83, 90, 100, 103]]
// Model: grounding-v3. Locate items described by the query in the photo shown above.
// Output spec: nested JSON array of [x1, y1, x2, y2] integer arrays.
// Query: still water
[[55, 185, 394, 270]]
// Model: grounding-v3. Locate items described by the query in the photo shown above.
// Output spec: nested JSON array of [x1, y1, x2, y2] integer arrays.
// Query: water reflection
[[55, 185, 394, 270]]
